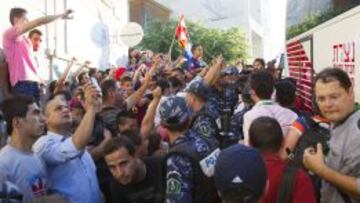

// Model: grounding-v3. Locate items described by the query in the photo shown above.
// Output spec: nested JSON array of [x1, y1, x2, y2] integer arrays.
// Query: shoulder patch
[[166, 177, 181, 194], [195, 118, 214, 138], [199, 124, 211, 137]]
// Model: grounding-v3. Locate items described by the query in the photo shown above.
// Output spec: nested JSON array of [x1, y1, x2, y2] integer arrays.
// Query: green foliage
[[137, 19, 248, 63], [287, 7, 350, 39]]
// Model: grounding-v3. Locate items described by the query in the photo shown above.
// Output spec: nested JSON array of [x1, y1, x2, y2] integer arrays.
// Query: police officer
[[221, 65, 240, 86], [159, 96, 220, 203], [207, 66, 241, 148], [207, 66, 240, 117], [185, 80, 219, 147], [230, 88, 253, 142]]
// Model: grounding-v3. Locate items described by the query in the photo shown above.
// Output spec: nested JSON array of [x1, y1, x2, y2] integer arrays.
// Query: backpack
[[287, 116, 330, 168], [164, 140, 221, 203], [276, 116, 330, 203], [277, 114, 357, 203]]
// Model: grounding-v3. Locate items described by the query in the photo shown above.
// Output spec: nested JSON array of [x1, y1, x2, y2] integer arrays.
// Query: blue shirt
[[33, 131, 101, 203], [186, 57, 206, 72]]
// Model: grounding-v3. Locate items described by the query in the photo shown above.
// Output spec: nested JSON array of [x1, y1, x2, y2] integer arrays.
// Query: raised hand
[[69, 57, 77, 65], [152, 86, 162, 99], [83, 60, 91, 67], [213, 55, 224, 68], [83, 83, 102, 113], [153, 54, 164, 66], [62, 9, 74, 20]]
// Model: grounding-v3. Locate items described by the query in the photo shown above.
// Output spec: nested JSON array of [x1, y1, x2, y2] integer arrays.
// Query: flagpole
[[167, 15, 182, 63], [167, 32, 176, 63]]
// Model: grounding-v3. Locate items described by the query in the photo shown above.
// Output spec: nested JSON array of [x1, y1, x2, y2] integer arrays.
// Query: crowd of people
[[0, 6, 360, 203]]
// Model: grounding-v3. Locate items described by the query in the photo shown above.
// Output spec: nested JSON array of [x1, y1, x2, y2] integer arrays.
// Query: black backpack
[[287, 116, 330, 168], [276, 116, 330, 203], [277, 115, 355, 203]]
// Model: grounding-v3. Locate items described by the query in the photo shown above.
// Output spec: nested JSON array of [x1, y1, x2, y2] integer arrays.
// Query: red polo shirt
[[262, 153, 317, 203]]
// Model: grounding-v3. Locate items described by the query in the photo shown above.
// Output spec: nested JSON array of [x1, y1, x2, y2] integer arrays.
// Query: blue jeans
[[12, 81, 40, 102]]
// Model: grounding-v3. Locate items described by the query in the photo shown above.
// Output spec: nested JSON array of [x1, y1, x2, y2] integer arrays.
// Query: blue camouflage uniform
[[207, 66, 240, 118], [229, 105, 252, 141], [185, 80, 220, 147], [190, 105, 219, 148], [165, 130, 212, 203], [159, 96, 219, 203], [228, 82, 253, 142], [210, 66, 242, 148], [207, 87, 222, 118]]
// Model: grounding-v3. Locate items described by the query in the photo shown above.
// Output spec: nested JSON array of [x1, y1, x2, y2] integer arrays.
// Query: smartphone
[[90, 77, 102, 97]]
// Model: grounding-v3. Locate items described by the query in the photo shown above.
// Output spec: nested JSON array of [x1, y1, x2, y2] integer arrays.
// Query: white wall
[[0, 0, 129, 81], [286, 6, 360, 104], [312, 6, 360, 102], [263, 0, 287, 61]]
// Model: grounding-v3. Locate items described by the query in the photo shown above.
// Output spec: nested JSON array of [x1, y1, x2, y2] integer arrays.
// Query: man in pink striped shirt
[[2, 7, 73, 102]]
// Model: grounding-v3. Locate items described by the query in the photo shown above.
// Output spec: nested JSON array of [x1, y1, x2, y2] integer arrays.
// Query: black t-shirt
[[110, 156, 164, 203]]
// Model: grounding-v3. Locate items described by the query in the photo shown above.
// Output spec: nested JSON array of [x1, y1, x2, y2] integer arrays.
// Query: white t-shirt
[[0, 145, 48, 202], [243, 100, 298, 145]]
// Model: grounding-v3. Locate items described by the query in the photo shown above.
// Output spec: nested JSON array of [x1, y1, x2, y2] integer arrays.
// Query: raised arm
[[72, 83, 102, 150], [54, 57, 76, 94], [140, 87, 162, 138], [58, 57, 76, 84], [203, 55, 224, 86], [125, 72, 150, 110], [173, 55, 186, 68], [17, 9, 73, 35], [125, 54, 162, 109], [72, 60, 90, 82]]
